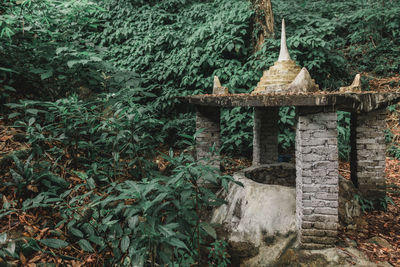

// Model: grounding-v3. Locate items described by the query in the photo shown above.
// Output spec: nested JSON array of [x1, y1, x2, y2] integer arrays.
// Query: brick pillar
[[252, 107, 279, 165], [296, 111, 339, 249], [196, 106, 221, 169], [354, 109, 387, 203]]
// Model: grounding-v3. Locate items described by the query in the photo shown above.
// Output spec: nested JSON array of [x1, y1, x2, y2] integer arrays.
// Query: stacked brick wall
[[252, 107, 279, 165], [196, 106, 221, 169], [354, 109, 387, 202], [296, 111, 338, 249]]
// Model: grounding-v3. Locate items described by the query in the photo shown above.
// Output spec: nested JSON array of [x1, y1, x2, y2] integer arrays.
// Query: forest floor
[[1, 113, 400, 265], [339, 159, 400, 266], [337, 105, 400, 266]]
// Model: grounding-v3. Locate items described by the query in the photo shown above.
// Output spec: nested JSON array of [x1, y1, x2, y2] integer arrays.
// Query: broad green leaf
[[40, 239, 69, 249], [8, 112, 21, 119], [4, 85, 16, 92], [167, 238, 188, 251], [26, 109, 39, 115], [120, 235, 130, 253], [0, 232, 7, 244], [5, 242, 16, 256], [0, 67, 17, 73], [67, 60, 78, 68], [90, 56, 102, 62], [56, 47, 68, 54], [40, 69, 53, 80], [88, 236, 104, 247], [127, 216, 138, 229], [69, 227, 84, 238], [201, 223, 216, 239], [28, 117, 35, 126], [9, 169, 23, 183], [78, 239, 94, 252]]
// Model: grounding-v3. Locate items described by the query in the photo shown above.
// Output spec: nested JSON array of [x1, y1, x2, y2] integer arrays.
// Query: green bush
[[0, 0, 110, 103], [337, 111, 351, 161], [2, 91, 239, 265], [4, 0, 400, 153], [7, 87, 162, 182], [221, 107, 254, 156], [279, 107, 296, 152], [2, 0, 400, 264]]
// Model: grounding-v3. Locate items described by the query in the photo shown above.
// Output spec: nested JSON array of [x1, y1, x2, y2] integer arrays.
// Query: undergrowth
[[1, 90, 239, 265], [1, 0, 400, 265]]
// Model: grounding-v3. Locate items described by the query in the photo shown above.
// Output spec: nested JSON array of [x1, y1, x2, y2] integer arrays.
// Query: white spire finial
[[212, 75, 229, 94], [278, 19, 291, 61], [213, 76, 222, 89]]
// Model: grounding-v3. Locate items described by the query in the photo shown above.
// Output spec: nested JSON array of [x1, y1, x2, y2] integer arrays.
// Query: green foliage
[[96, 0, 259, 152], [3, 0, 400, 264], [344, 0, 400, 75], [97, 0, 255, 111], [278, 107, 296, 151], [354, 194, 375, 212], [1, 150, 236, 265], [0, 231, 46, 263], [388, 145, 400, 160], [337, 111, 351, 161], [380, 195, 395, 212], [7, 88, 162, 183], [93, 0, 400, 153], [2, 91, 239, 265], [4, 0, 400, 153], [0, 232, 18, 260], [208, 240, 230, 267], [272, 0, 400, 85], [221, 107, 253, 156], [0, 0, 109, 103], [355, 194, 395, 212]]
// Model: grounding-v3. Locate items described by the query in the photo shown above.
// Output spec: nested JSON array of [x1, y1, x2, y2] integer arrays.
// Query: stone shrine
[[179, 19, 400, 249]]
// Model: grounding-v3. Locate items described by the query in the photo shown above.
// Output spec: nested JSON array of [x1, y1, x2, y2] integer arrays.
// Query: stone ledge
[[179, 91, 400, 113]]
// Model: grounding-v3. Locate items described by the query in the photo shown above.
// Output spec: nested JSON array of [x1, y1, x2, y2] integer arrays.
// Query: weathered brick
[[314, 207, 338, 215], [301, 229, 337, 237], [315, 192, 338, 201], [301, 221, 338, 231], [303, 200, 338, 208], [301, 236, 337, 245], [296, 111, 338, 248], [352, 109, 387, 205], [302, 208, 314, 215], [300, 243, 331, 250], [302, 214, 338, 223]]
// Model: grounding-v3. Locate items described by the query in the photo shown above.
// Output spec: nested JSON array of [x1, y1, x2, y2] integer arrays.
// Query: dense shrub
[[2, 0, 400, 264], [1, 89, 238, 265], [3, 0, 400, 155], [0, 0, 110, 103]]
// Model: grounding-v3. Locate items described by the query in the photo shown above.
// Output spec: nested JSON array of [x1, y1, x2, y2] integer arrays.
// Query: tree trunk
[[250, 0, 274, 51]]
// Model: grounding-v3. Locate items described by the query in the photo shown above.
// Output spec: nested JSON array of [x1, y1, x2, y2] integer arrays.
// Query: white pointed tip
[[213, 76, 222, 89], [212, 76, 229, 94], [339, 74, 362, 92], [288, 67, 318, 92], [278, 18, 291, 61], [351, 74, 361, 87]]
